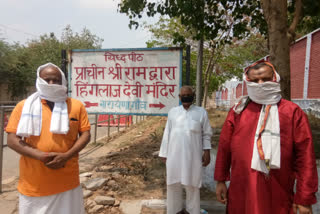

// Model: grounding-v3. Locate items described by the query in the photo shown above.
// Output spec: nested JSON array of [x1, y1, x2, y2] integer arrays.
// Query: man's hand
[[7, 133, 58, 164], [44, 130, 90, 169], [293, 203, 312, 214], [45, 152, 69, 169], [216, 181, 228, 204], [202, 150, 210, 166], [38, 151, 56, 164]]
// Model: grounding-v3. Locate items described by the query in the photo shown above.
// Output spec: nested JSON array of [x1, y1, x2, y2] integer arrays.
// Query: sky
[[0, 0, 154, 48]]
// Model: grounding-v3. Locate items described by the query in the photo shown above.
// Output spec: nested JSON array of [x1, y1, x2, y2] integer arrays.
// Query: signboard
[[68, 48, 182, 116]]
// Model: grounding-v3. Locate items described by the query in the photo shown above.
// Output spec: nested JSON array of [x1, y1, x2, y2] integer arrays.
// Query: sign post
[[68, 47, 183, 116]]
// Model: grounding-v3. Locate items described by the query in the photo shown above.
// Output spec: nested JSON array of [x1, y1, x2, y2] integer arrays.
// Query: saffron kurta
[[6, 98, 91, 197], [159, 105, 212, 188], [214, 99, 318, 214]]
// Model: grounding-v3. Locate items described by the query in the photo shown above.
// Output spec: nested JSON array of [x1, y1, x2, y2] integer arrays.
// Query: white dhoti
[[167, 183, 200, 214], [19, 185, 85, 214]]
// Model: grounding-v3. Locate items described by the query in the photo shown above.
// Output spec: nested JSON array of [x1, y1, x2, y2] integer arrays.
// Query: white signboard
[[69, 48, 182, 115]]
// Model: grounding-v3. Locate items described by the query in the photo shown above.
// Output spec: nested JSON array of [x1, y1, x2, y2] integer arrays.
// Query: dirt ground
[[79, 108, 228, 213]]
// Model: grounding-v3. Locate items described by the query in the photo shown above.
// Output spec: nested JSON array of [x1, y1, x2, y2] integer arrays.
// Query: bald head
[[39, 65, 62, 85], [180, 86, 194, 95]]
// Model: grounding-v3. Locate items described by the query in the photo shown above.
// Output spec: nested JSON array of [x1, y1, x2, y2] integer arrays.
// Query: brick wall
[[308, 31, 320, 98], [290, 39, 306, 99]]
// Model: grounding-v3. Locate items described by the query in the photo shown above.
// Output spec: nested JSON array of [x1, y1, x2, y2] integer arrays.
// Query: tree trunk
[[202, 68, 214, 108], [260, 0, 291, 100], [202, 51, 214, 108], [196, 37, 204, 106]]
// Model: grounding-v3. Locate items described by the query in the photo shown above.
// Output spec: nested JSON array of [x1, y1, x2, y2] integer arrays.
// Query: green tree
[[288, 0, 320, 37], [218, 34, 269, 80], [253, 0, 320, 100], [119, 0, 263, 105], [0, 40, 34, 98], [143, 16, 269, 107], [118, 0, 320, 100], [61, 25, 104, 50], [144, 17, 196, 48], [0, 26, 104, 99], [26, 33, 62, 75], [144, 17, 216, 100], [26, 25, 104, 78], [0, 39, 14, 81]]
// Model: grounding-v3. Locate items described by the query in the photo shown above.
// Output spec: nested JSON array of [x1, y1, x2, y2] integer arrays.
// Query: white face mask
[[36, 78, 67, 102], [244, 72, 282, 105], [36, 63, 68, 102]]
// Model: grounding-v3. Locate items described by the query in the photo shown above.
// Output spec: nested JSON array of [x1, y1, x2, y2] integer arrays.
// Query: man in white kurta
[[159, 86, 212, 214]]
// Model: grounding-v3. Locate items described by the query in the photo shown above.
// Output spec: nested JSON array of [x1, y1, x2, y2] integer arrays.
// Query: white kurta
[[159, 105, 212, 188]]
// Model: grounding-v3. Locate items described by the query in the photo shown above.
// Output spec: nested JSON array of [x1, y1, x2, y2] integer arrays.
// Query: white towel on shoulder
[[250, 105, 281, 174], [16, 93, 42, 137], [50, 101, 69, 134]]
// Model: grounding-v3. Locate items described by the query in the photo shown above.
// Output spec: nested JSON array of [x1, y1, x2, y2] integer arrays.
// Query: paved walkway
[[120, 199, 226, 214], [0, 180, 18, 214]]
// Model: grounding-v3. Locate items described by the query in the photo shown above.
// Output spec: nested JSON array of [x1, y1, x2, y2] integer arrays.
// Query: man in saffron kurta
[[6, 63, 91, 214], [160, 86, 213, 214], [214, 62, 318, 214]]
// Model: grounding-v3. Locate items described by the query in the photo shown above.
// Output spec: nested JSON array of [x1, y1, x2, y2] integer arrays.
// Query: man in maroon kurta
[[214, 61, 318, 214]]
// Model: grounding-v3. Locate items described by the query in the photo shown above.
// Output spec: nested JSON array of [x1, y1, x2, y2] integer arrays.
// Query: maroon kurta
[[214, 99, 318, 214]]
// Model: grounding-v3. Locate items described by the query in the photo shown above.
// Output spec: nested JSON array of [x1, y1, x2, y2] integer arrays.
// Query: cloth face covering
[[16, 63, 69, 137], [233, 64, 281, 174], [181, 96, 194, 103], [246, 73, 281, 105]]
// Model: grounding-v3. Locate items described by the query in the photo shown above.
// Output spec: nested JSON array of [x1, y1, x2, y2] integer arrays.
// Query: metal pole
[[107, 115, 110, 142], [94, 114, 98, 144], [135, 115, 138, 124], [0, 108, 4, 193], [125, 116, 128, 128], [196, 37, 204, 106], [117, 115, 120, 132], [61, 50, 67, 80], [186, 45, 191, 85]]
